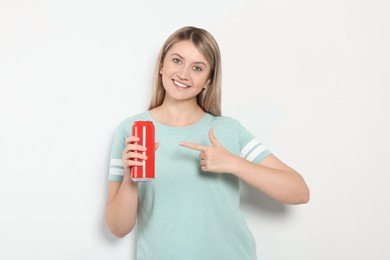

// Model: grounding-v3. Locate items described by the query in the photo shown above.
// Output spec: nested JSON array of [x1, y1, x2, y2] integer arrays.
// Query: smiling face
[[160, 40, 211, 104]]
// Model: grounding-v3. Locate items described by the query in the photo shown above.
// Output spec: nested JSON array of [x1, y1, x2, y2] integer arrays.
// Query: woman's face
[[160, 40, 211, 103]]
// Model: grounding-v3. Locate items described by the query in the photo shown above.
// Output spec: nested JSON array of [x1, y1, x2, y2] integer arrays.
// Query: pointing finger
[[179, 142, 208, 151]]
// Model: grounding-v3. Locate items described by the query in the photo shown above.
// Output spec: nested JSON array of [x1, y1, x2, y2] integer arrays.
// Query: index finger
[[179, 141, 208, 151], [125, 136, 140, 145]]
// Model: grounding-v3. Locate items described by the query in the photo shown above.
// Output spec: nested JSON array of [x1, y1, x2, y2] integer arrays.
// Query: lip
[[172, 79, 191, 88]]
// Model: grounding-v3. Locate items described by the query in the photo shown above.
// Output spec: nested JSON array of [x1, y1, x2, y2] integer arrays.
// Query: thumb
[[209, 128, 221, 147]]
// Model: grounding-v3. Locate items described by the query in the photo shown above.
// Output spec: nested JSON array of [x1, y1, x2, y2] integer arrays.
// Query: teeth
[[173, 80, 189, 88]]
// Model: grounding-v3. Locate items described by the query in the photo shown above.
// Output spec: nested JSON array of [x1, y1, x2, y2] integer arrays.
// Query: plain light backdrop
[[1, 0, 389, 259]]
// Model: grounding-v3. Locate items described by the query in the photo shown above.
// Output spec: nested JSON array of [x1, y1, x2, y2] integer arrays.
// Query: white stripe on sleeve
[[246, 144, 267, 162], [110, 158, 124, 167], [109, 168, 124, 176], [240, 138, 261, 158]]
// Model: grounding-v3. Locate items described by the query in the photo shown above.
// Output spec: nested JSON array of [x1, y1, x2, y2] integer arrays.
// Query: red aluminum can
[[131, 120, 155, 181]]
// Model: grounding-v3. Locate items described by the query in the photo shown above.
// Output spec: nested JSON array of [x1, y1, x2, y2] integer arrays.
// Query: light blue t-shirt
[[108, 112, 271, 260]]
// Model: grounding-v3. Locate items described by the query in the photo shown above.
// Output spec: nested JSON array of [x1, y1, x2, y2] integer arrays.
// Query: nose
[[177, 66, 190, 81]]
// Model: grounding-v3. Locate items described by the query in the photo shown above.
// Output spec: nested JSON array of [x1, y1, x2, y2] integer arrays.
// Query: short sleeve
[[238, 123, 272, 164], [108, 122, 127, 182]]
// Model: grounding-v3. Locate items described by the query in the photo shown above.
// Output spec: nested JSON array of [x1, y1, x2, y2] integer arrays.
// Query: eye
[[193, 66, 202, 72], [173, 58, 182, 64]]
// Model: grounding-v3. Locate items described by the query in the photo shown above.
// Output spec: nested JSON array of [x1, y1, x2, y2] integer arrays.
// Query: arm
[[180, 129, 310, 205], [228, 154, 309, 205], [105, 171, 139, 238], [105, 136, 147, 238]]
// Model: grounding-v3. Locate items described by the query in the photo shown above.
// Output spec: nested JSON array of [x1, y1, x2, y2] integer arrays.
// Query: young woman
[[105, 26, 309, 260]]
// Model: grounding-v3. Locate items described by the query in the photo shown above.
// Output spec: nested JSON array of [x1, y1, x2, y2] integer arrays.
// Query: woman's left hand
[[180, 128, 237, 173]]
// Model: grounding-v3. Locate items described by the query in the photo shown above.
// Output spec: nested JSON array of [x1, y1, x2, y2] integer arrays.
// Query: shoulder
[[209, 114, 242, 129], [207, 114, 246, 140], [210, 114, 239, 124], [209, 114, 256, 141]]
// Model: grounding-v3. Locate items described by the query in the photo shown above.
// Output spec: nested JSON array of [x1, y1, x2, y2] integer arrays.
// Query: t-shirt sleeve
[[108, 122, 127, 182], [237, 122, 272, 164]]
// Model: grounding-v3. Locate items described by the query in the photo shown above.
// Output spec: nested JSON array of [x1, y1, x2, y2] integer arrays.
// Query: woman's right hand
[[122, 136, 148, 174], [122, 136, 159, 175]]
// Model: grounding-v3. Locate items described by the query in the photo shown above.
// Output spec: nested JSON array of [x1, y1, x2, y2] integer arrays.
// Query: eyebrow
[[170, 53, 208, 68]]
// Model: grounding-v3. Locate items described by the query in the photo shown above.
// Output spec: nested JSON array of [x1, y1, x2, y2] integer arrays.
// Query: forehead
[[166, 40, 209, 65]]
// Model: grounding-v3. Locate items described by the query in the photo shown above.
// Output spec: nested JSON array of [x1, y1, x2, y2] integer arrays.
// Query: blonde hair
[[149, 26, 222, 116]]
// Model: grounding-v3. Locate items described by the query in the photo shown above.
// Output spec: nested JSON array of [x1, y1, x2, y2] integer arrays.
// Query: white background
[[1, 0, 389, 259]]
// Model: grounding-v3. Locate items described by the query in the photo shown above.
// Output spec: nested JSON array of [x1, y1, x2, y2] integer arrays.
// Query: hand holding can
[[131, 121, 155, 181], [122, 136, 147, 174]]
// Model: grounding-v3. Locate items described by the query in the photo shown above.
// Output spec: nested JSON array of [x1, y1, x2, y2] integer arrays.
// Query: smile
[[173, 79, 190, 89]]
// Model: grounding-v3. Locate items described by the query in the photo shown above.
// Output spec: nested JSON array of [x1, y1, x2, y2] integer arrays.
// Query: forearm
[[230, 157, 310, 205], [105, 174, 138, 237]]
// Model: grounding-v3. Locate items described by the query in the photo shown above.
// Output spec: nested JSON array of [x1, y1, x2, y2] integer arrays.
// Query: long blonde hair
[[149, 26, 222, 116]]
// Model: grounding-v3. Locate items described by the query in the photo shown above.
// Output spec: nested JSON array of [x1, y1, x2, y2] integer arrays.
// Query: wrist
[[229, 156, 248, 177], [123, 169, 136, 184]]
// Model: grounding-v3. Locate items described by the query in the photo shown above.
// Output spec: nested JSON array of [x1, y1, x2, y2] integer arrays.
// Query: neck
[[150, 99, 205, 127]]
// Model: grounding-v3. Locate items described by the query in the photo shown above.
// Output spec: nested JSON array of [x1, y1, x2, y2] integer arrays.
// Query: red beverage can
[[131, 121, 155, 181]]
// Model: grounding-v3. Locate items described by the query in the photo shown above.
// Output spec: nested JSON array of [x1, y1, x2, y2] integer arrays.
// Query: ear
[[159, 66, 163, 75]]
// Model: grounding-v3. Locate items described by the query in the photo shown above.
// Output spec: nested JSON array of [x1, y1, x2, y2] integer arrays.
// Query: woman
[[106, 26, 309, 260]]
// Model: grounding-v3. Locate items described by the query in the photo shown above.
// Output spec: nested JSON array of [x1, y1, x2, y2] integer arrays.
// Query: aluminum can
[[131, 121, 155, 181]]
